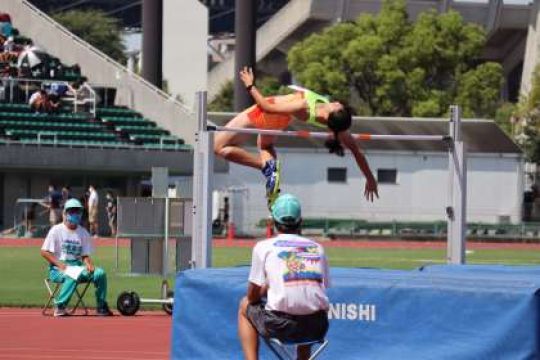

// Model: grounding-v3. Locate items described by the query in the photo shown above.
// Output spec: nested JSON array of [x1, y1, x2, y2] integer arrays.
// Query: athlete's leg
[[238, 297, 259, 360], [214, 112, 263, 170], [258, 134, 281, 203], [257, 134, 277, 165]]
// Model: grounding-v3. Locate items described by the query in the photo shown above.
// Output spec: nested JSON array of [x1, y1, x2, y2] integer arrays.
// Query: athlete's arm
[[246, 282, 263, 304], [339, 131, 379, 202], [41, 250, 66, 271], [82, 255, 95, 273], [240, 66, 306, 114]]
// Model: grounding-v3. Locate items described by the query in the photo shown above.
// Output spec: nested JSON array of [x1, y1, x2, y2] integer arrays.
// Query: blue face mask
[[66, 213, 82, 226]]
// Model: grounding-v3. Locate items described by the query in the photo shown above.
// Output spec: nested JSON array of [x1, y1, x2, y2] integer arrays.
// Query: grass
[[0, 245, 539, 307]]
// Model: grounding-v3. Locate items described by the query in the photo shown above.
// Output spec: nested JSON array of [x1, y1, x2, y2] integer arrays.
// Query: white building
[[210, 114, 524, 236]]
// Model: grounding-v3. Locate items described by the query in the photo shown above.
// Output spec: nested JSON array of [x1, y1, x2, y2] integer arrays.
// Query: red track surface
[[2, 237, 540, 250], [0, 308, 170, 360]]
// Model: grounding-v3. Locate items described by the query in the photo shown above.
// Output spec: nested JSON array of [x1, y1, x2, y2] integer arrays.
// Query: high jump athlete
[[214, 67, 379, 206]]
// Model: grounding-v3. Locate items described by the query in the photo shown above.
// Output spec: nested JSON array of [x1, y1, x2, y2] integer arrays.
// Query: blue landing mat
[[171, 265, 540, 359]]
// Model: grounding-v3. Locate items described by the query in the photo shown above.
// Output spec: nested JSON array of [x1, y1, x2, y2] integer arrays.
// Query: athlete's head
[[63, 198, 84, 228], [325, 103, 352, 157], [271, 193, 302, 234]]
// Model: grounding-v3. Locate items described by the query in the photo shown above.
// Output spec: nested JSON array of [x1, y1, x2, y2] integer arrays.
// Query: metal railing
[[0, 77, 96, 115]]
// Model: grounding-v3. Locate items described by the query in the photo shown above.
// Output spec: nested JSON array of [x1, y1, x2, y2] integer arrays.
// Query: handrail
[[18, 0, 192, 114], [1, 77, 96, 115]]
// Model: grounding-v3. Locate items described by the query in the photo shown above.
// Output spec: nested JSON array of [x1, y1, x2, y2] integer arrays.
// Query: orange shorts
[[245, 93, 302, 130]]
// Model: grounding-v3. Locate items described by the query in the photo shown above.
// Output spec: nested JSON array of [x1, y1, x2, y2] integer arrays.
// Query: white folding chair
[[264, 337, 329, 360], [42, 278, 91, 316]]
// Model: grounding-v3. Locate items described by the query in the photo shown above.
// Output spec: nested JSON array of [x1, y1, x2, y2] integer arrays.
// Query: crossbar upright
[[192, 91, 467, 268]]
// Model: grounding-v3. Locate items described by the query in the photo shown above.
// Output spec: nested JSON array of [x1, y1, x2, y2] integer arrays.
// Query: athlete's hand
[[86, 263, 95, 273], [240, 66, 254, 87], [364, 175, 379, 202]]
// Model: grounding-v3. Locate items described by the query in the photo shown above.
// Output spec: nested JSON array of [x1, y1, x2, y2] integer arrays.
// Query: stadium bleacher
[[0, 18, 189, 151]]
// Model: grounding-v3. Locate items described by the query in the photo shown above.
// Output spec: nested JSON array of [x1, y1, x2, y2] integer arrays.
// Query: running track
[[1, 237, 539, 360], [2, 237, 540, 250], [0, 309, 170, 360]]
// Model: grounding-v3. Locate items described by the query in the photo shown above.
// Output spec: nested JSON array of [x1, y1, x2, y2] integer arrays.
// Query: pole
[[447, 105, 467, 264], [142, 0, 163, 88], [192, 91, 214, 268], [163, 197, 170, 276], [207, 125, 449, 142], [234, 0, 257, 111]]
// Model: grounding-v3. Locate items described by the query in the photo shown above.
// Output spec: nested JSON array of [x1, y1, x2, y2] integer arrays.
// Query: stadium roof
[[28, 0, 289, 33]]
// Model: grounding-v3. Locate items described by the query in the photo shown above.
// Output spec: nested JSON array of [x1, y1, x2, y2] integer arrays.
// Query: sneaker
[[261, 159, 281, 198], [53, 304, 68, 317], [96, 304, 114, 316]]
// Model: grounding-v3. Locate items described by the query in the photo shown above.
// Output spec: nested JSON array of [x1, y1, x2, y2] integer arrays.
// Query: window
[[327, 168, 347, 183], [377, 169, 397, 184]]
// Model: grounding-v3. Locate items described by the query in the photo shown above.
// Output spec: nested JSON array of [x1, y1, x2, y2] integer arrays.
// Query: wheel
[[162, 290, 174, 315], [161, 280, 174, 315], [116, 291, 140, 316]]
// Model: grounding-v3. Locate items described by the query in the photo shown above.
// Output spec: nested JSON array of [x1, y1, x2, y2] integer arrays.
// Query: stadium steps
[[98, 107, 188, 148]]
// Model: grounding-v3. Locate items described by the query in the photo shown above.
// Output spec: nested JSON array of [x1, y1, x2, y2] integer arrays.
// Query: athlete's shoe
[[53, 304, 68, 317], [96, 303, 114, 316], [262, 159, 281, 208]]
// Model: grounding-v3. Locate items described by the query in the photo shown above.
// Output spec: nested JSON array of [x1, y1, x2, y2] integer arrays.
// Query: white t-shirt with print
[[41, 223, 93, 261], [248, 233, 330, 315]]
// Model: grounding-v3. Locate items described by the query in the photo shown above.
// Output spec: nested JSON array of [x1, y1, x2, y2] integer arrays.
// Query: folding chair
[[264, 337, 329, 360], [42, 278, 91, 316]]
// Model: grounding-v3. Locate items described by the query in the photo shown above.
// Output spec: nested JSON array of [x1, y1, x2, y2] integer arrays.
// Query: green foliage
[[457, 62, 504, 118], [53, 10, 126, 63], [515, 64, 540, 161], [209, 80, 234, 112], [287, 0, 503, 117], [494, 102, 517, 136]]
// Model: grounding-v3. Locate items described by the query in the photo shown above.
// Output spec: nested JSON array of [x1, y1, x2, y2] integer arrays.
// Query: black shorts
[[246, 302, 328, 343]]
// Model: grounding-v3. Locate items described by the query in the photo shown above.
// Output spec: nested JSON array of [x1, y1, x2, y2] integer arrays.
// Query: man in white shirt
[[87, 185, 99, 236], [40, 198, 112, 317], [238, 194, 330, 360]]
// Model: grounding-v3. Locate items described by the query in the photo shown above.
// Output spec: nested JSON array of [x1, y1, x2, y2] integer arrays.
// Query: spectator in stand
[[87, 185, 99, 237], [42, 185, 63, 226], [105, 191, 117, 237], [29, 89, 53, 113]]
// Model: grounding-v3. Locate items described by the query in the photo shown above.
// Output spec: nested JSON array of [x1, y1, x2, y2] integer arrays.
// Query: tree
[[53, 10, 126, 63], [514, 64, 540, 161], [287, 0, 503, 118]]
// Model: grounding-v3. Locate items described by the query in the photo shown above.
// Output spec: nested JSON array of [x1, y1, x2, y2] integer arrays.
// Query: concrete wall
[[213, 149, 523, 235], [522, 0, 540, 96], [0, 145, 193, 174], [163, 0, 208, 109]]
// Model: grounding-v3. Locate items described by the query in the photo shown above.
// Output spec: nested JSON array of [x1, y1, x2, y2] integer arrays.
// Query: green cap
[[64, 198, 83, 210], [271, 193, 301, 225]]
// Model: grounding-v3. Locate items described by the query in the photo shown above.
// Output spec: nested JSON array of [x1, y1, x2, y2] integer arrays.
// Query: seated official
[[40, 198, 113, 317], [238, 194, 330, 360]]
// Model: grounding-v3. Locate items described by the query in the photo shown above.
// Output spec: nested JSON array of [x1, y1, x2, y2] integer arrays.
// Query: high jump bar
[[206, 124, 451, 142]]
